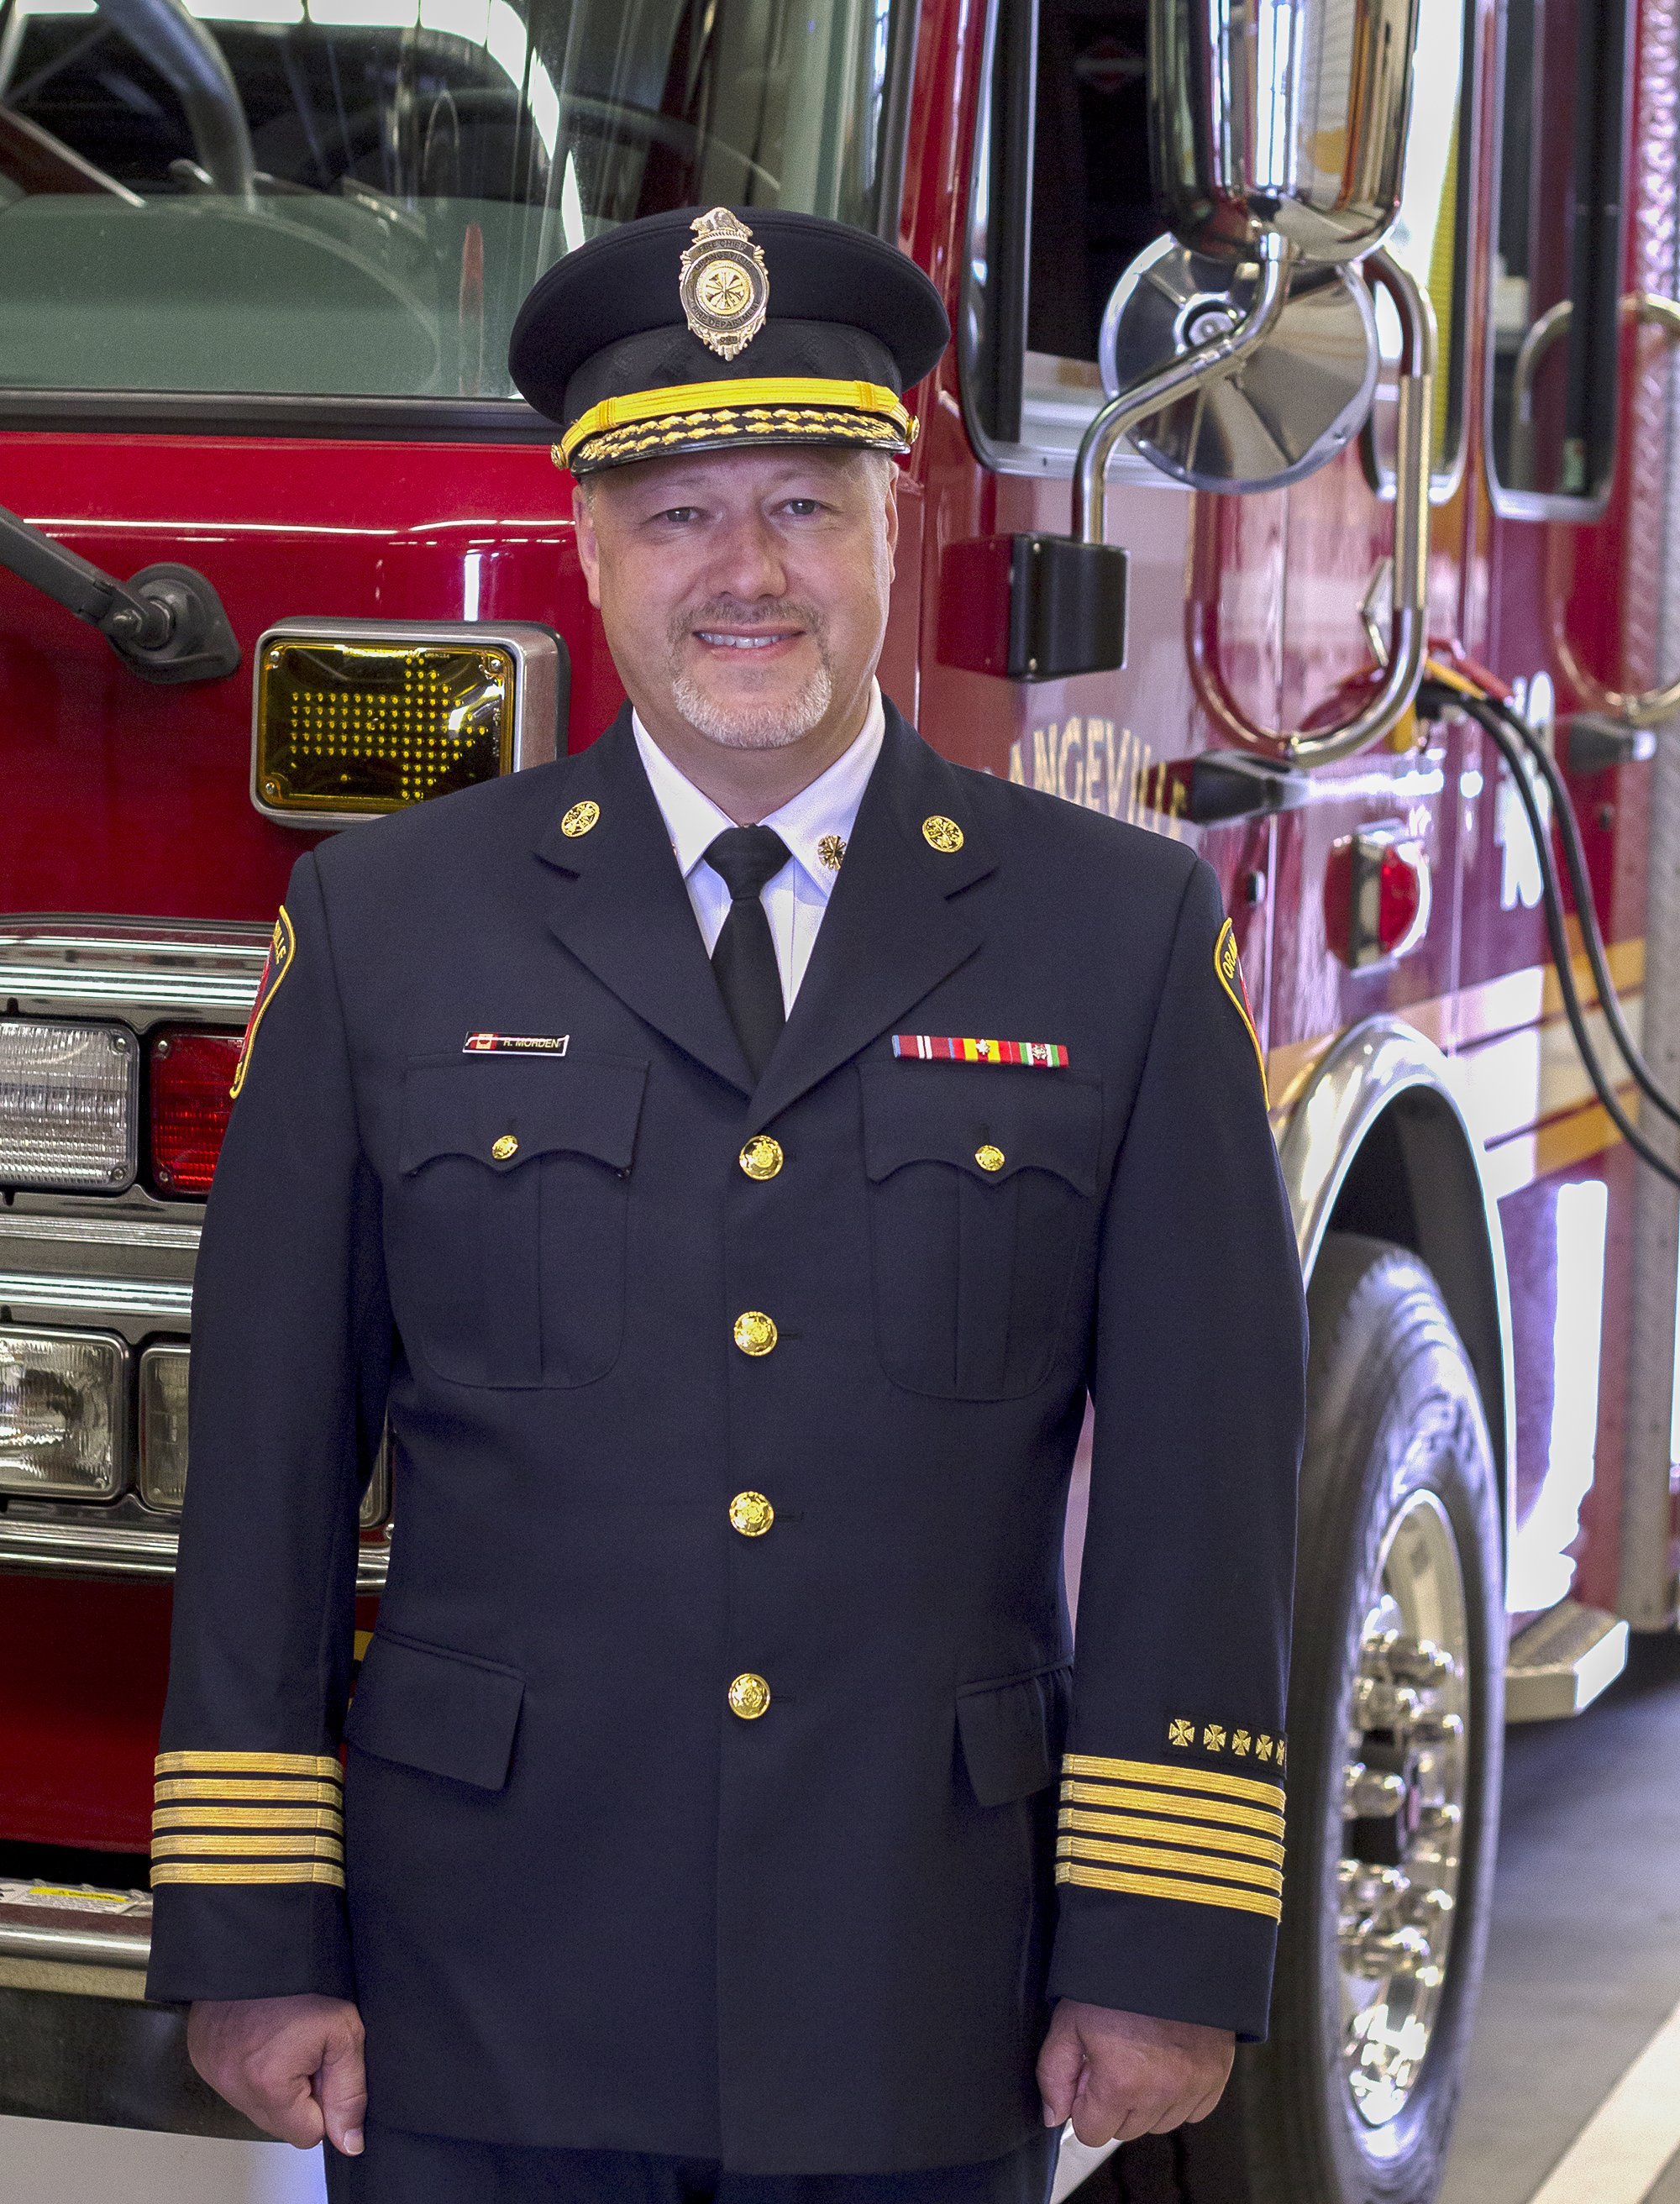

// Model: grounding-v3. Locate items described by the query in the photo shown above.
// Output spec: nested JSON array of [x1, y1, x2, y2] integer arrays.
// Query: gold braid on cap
[[555, 377, 916, 472]]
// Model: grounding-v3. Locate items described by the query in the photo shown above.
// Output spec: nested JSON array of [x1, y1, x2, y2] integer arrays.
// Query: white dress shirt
[[632, 683, 885, 1012]]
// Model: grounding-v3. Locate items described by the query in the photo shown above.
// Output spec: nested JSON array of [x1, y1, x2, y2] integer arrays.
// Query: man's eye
[[656, 506, 702, 524], [784, 499, 823, 517]]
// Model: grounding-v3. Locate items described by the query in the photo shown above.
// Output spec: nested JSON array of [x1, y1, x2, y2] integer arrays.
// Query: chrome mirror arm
[[1186, 249, 1436, 766], [1073, 234, 1295, 546]]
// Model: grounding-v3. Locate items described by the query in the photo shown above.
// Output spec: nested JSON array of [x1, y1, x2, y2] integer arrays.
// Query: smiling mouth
[[691, 629, 803, 650]]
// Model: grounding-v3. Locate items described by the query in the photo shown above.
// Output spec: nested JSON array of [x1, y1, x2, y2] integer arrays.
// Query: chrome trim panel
[[0, 1893, 150, 1976], [1278, 1015, 1516, 1510], [0, 1270, 192, 1322], [0, 1215, 201, 1252], [0, 1513, 391, 1589], [0, 918, 267, 1021]]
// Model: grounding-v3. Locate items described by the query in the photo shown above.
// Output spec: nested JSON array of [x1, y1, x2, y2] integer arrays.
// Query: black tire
[[1074, 1235, 1504, 2204]]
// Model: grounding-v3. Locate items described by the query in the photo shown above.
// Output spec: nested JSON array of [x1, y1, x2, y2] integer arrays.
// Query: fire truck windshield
[[0, 0, 901, 404]]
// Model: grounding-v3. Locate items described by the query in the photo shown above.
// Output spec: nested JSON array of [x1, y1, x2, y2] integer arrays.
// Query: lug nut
[[1344, 1763, 1410, 1818], [1383, 1634, 1457, 1685], [1354, 1676, 1421, 1730]]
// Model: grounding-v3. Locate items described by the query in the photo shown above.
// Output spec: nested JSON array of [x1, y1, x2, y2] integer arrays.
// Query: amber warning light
[[252, 619, 567, 827]]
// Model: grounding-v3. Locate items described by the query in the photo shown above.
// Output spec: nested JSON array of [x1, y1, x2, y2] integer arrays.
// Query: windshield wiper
[[0, 505, 239, 685]]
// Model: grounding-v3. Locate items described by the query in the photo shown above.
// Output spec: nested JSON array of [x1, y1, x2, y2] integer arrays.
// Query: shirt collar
[[632, 682, 885, 901]]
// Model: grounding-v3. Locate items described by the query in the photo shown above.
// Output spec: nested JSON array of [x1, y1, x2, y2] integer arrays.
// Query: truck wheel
[[1084, 1233, 1504, 2204]]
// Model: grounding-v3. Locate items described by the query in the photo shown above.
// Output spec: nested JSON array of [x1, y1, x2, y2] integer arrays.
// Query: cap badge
[[680, 208, 769, 361]]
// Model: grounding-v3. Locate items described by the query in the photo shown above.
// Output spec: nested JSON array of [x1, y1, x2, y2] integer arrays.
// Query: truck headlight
[[0, 1330, 126, 1498], [0, 1020, 138, 1192], [138, 1342, 190, 1510], [139, 1341, 390, 1525]]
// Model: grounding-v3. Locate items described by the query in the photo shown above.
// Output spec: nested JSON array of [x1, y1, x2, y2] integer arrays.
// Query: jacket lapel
[[748, 702, 995, 1127], [534, 708, 754, 1094]]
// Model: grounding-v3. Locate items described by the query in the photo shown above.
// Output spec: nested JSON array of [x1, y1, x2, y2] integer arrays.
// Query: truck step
[[1505, 1600, 1630, 1723]]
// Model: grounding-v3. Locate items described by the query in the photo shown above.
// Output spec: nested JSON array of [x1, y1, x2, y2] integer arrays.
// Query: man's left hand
[[1037, 2000, 1236, 2145]]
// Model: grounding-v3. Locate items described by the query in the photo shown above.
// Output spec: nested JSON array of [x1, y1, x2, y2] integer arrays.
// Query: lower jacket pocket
[[344, 1630, 524, 1791], [955, 1659, 1072, 1808]]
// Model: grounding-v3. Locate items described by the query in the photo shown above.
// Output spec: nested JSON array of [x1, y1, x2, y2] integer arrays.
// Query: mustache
[[670, 598, 825, 643]]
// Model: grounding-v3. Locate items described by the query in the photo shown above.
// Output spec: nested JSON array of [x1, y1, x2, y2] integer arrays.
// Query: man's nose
[[707, 513, 788, 603]]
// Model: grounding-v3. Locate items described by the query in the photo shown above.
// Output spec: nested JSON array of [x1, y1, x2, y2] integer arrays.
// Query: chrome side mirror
[[1069, 0, 1431, 758], [1150, 0, 1419, 268]]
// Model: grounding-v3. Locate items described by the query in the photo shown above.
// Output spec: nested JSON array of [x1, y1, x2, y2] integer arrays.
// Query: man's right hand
[[187, 1994, 366, 2154]]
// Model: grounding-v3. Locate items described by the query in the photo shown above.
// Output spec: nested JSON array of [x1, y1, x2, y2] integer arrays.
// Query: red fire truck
[[0, 0, 1672, 2198]]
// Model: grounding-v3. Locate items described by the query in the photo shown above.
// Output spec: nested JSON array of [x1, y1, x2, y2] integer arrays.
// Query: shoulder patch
[[1214, 918, 1268, 1104], [230, 907, 296, 1100]]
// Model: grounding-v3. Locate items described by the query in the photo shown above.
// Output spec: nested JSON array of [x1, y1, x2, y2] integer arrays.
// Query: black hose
[[1486, 690, 1680, 1131], [1420, 680, 1680, 1192]]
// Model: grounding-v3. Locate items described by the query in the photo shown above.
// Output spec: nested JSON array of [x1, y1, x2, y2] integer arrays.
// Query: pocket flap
[[344, 1631, 524, 1790], [956, 1659, 1071, 1807], [860, 1064, 1101, 1195], [400, 1053, 648, 1175]]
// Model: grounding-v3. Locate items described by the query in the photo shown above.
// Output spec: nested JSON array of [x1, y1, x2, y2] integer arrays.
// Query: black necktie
[[704, 826, 790, 1080]]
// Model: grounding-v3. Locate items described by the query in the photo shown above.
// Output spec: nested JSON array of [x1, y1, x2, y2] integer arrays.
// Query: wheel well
[[1315, 1084, 1510, 1510]]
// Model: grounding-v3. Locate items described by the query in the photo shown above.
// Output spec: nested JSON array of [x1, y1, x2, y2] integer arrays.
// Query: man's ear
[[883, 462, 900, 575], [572, 482, 603, 610]]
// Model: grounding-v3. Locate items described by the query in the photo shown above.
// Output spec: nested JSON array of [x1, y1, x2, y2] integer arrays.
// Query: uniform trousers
[[323, 2125, 1062, 2204]]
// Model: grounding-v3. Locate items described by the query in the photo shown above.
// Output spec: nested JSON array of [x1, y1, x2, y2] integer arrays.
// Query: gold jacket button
[[733, 1310, 778, 1356], [739, 1135, 784, 1180], [729, 1490, 774, 1537], [728, 1671, 771, 1719], [491, 1133, 520, 1161], [975, 1143, 1005, 1173]]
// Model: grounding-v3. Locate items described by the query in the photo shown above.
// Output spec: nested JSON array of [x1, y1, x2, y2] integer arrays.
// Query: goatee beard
[[668, 601, 834, 750]]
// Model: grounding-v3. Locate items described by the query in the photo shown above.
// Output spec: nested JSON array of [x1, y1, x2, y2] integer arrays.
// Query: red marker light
[[1327, 823, 1432, 967], [150, 1030, 242, 1195], [1372, 838, 1431, 959]]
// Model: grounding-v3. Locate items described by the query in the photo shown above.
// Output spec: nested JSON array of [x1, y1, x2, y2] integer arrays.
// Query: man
[[147, 207, 1306, 2202]]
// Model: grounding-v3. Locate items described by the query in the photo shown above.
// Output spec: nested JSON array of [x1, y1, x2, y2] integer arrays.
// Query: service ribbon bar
[[891, 1036, 1068, 1068]]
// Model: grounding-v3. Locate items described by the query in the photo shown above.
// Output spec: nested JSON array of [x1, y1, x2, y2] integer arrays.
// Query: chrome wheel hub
[[1336, 1490, 1470, 2127]]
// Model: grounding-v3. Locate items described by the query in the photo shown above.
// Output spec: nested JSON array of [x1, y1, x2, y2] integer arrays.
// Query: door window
[[1486, 0, 1630, 509]]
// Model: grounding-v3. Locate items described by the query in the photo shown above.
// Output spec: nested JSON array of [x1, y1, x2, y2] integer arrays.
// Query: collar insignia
[[817, 833, 846, 871], [680, 209, 769, 360]]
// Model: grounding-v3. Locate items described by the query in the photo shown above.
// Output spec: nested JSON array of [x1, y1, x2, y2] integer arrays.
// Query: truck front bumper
[[0, 1883, 257, 2135]]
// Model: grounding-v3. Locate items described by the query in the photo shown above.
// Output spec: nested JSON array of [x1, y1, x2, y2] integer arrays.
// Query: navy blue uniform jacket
[[147, 701, 1306, 2175]]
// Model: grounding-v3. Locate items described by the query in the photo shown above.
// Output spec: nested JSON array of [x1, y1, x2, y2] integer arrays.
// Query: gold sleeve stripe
[[155, 1751, 340, 1779], [155, 1778, 343, 1806], [1058, 1832, 1283, 1895], [151, 1833, 344, 1861], [1058, 1806, 1284, 1867], [1056, 1858, 1280, 1922], [1061, 1779, 1284, 1839], [151, 1861, 346, 1888], [1062, 1754, 1284, 1812], [152, 1806, 344, 1834]]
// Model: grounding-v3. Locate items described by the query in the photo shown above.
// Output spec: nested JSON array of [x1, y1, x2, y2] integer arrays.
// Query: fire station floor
[[1, 1633, 1678, 2204]]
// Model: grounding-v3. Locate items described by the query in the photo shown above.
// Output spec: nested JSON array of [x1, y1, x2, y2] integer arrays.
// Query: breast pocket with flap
[[860, 1063, 1103, 1401], [389, 1052, 648, 1388]]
